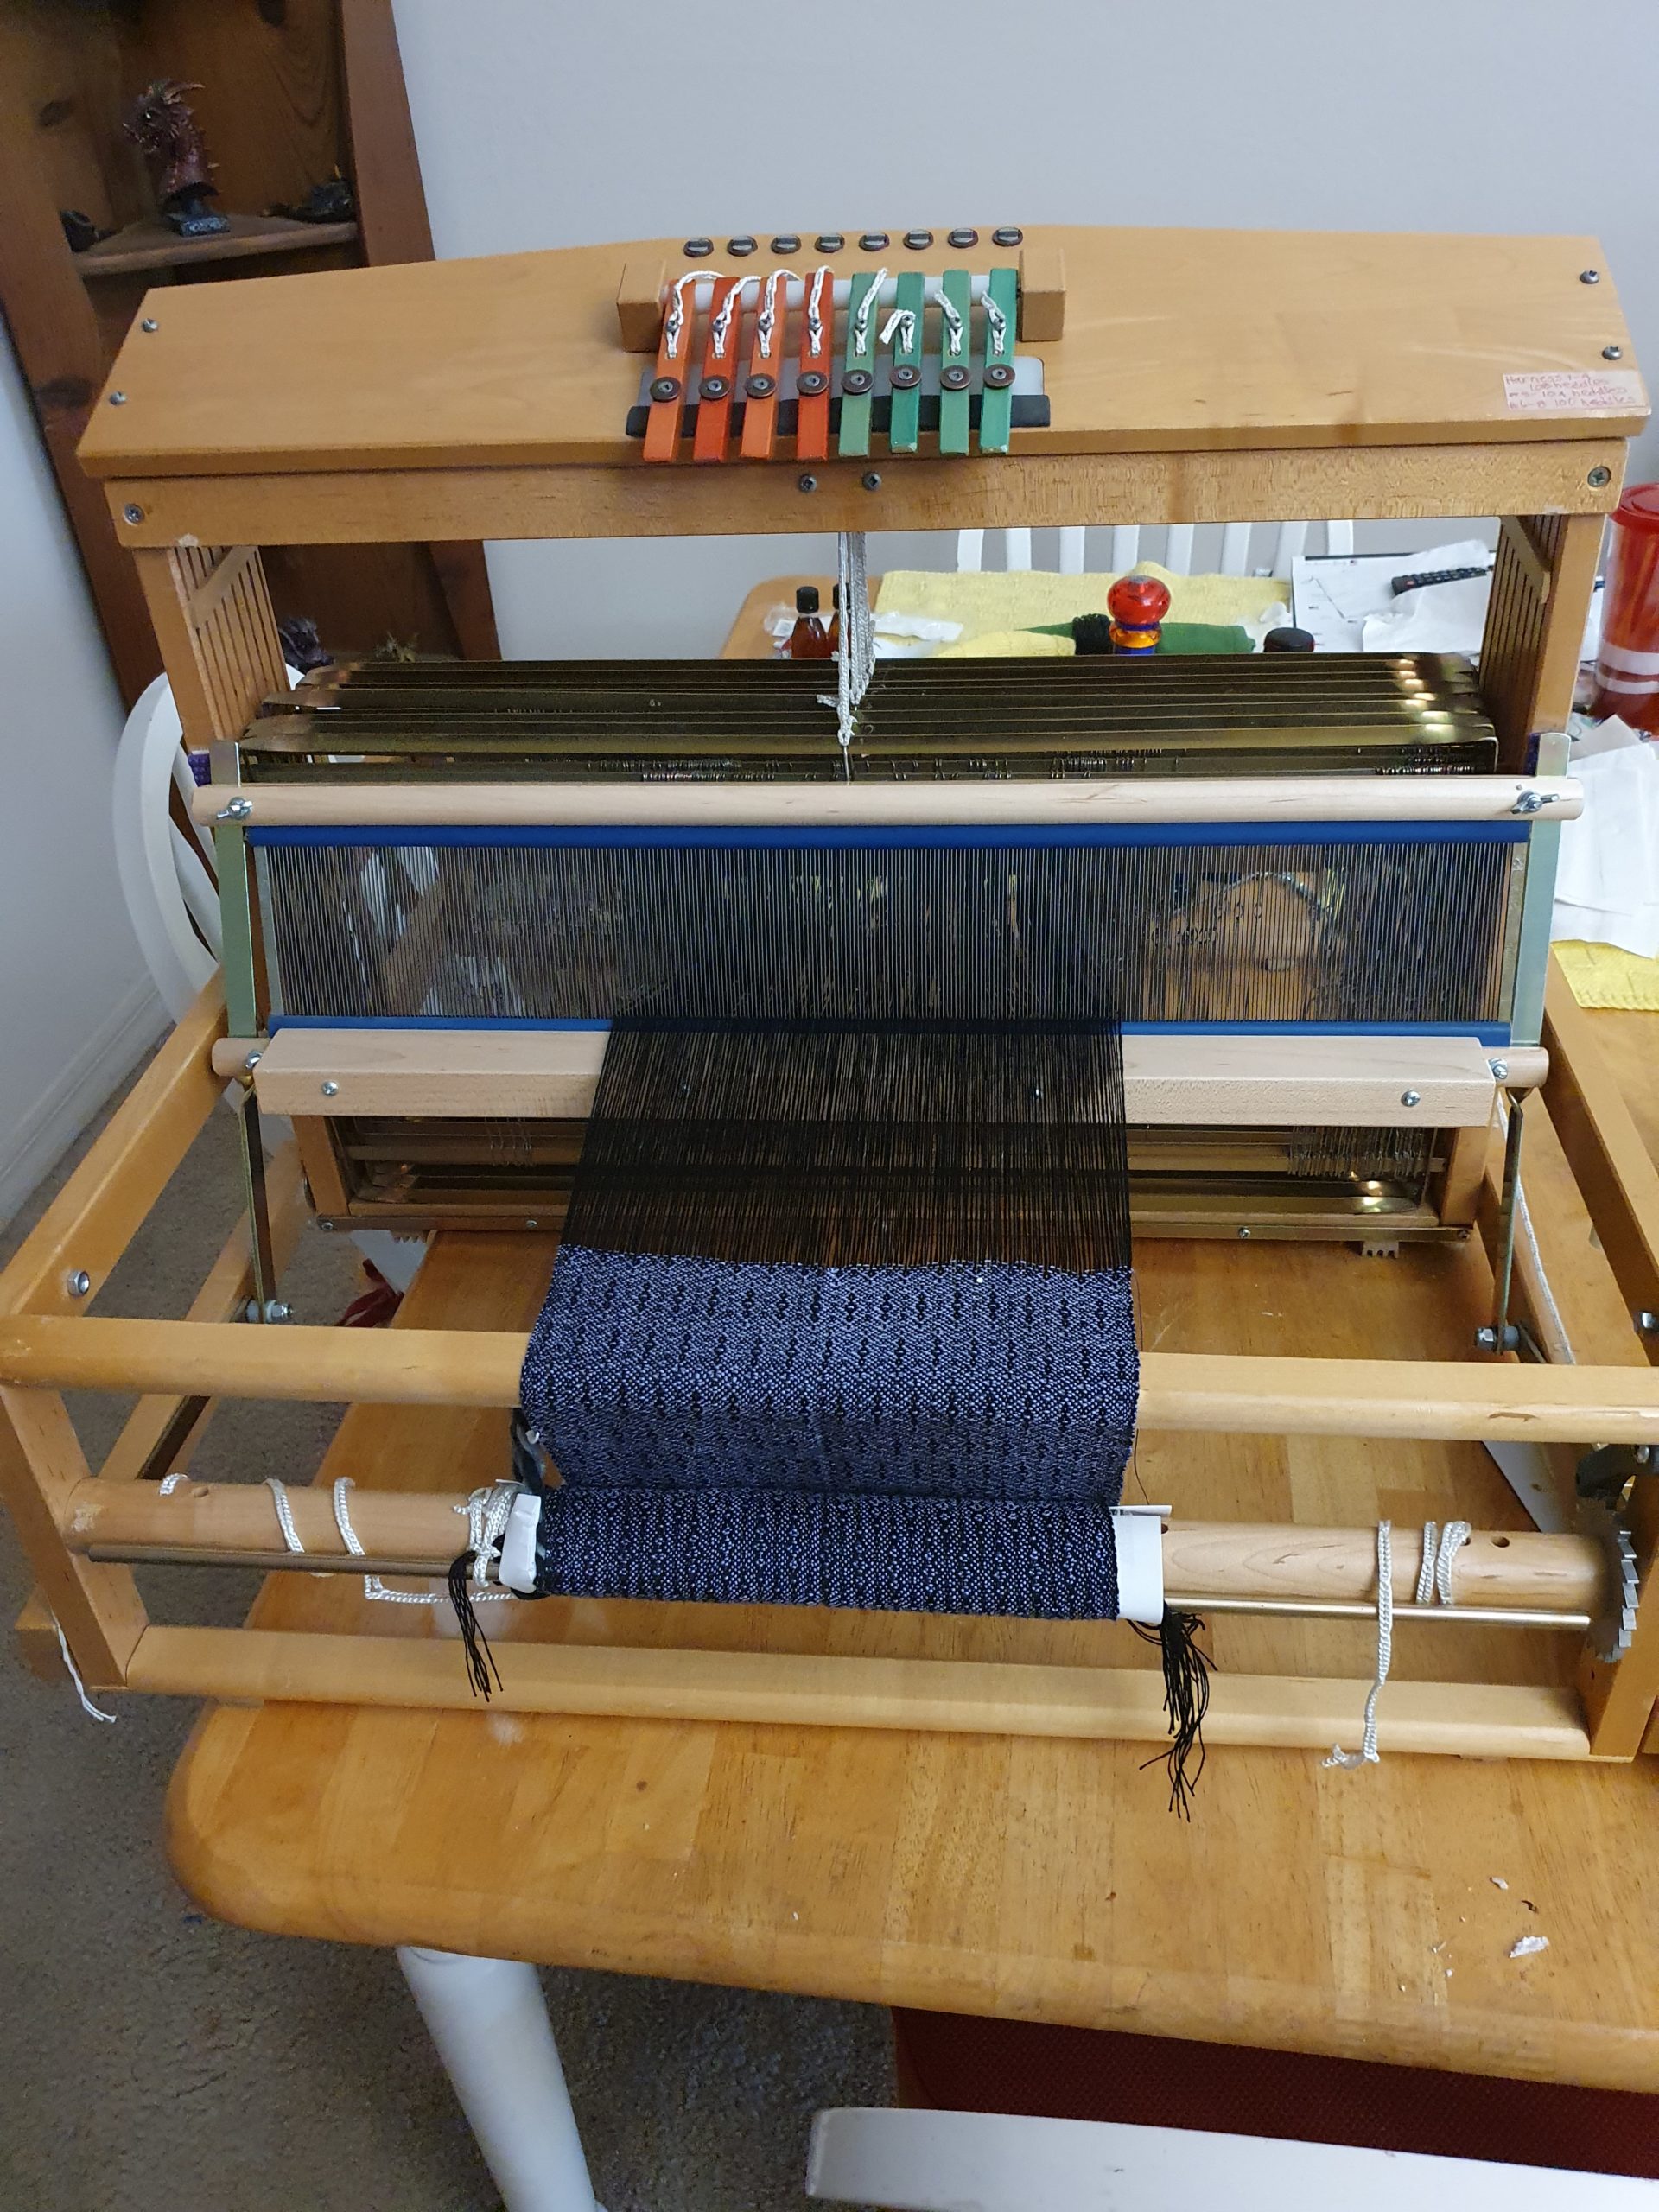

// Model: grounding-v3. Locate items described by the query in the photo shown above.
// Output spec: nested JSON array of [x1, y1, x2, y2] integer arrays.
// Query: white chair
[[954, 518, 1355, 577], [112, 671, 221, 1022], [112, 670, 428, 1296], [805, 2107, 1659, 2210]]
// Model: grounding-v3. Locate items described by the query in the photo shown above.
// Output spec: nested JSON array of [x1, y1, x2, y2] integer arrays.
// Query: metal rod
[[82, 1547, 1589, 1629], [89, 1546, 444, 1577], [1166, 1593, 1588, 1628]]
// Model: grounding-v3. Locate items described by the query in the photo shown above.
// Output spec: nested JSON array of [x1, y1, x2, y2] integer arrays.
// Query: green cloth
[[1027, 620, 1255, 655]]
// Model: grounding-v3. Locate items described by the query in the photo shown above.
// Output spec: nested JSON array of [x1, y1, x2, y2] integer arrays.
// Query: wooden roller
[[60, 1478, 1606, 1612]]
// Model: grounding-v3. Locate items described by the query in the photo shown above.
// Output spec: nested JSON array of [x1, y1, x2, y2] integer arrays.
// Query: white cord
[[756, 270, 798, 359], [805, 265, 830, 356], [1325, 1521, 1394, 1770], [54, 1619, 118, 1726], [982, 289, 1009, 356], [158, 1471, 188, 1496], [709, 273, 751, 359], [663, 270, 715, 362], [850, 268, 887, 354], [1325, 1517, 1471, 1771], [879, 305, 916, 353], [821, 532, 874, 770], [937, 286, 966, 357], [266, 1476, 306, 1554], [1414, 1519, 1471, 1606], [332, 1474, 430, 1605], [454, 1483, 519, 1604]]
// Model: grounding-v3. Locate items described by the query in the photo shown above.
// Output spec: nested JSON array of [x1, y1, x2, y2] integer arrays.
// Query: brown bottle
[[785, 584, 831, 659], [827, 583, 842, 655]]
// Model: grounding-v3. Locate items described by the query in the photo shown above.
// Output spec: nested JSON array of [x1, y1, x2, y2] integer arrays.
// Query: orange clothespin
[[740, 268, 794, 461], [693, 275, 746, 464], [644, 271, 705, 463], [795, 265, 835, 464]]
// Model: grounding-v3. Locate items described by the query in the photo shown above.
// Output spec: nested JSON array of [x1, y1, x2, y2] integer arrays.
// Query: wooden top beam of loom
[[79, 227, 1645, 545]]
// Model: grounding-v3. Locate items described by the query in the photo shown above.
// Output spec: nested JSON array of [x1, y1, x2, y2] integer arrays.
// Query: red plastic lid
[[1614, 483, 1659, 535]]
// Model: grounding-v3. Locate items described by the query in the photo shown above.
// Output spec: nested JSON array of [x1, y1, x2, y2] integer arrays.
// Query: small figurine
[[1106, 573, 1173, 655], [60, 209, 111, 254], [124, 80, 229, 238], [276, 617, 334, 675], [266, 174, 356, 226]]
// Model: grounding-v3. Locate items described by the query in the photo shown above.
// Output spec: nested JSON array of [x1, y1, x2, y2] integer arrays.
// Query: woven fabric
[[533, 1487, 1122, 1618], [521, 1247, 1138, 1503]]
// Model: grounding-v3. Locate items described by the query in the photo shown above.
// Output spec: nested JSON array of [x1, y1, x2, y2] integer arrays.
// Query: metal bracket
[[234, 1085, 282, 1321], [1478, 1096, 1525, 1354], [1576, 1441, 1652, 1507]]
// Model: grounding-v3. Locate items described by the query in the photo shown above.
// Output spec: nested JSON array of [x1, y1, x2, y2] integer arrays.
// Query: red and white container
[[1592, 484, 1659, 732]]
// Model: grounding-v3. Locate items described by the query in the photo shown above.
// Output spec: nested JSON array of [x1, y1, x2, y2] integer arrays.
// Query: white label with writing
[[1503, 368, 1643, 413]]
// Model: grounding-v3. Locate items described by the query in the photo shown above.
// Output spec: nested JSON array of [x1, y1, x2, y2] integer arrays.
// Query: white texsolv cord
[[1415, 1519, 1471, 1606], [53, 1620, 118, 1726], [1326, 1519, 1470, 1770], [1325, 1520, 1395, 1770]]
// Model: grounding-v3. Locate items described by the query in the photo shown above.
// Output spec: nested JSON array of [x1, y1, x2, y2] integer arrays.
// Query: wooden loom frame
[[5, 226, 1658, 1761]]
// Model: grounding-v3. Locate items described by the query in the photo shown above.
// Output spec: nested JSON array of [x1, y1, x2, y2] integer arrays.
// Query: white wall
[[393, 0, 1659, 658], [0, 327, 162, 1226]]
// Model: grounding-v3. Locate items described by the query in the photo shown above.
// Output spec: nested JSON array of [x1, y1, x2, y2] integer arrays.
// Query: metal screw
[[108, 391, 126, 404], [1488, 1059, 1509, 1081], [1637, 1310, 1659, 1336], [65, 1269, 92, 1300], [798, 473, 817, 493], [316, 1219, 338, 1232], [140, 317, 158, 332], [1604, 345, 1624, 360], [1401, 1090, 1421, 1108], [215, 795, 252, 821], [243, 1048, 263, 1071], [861, 471, 881, 492], [525, 1220, 540, 1230], [264, 1300, 290, 1324], [321, 1079, 339, 1097], [1236, 1226, 1252, 1240], [1589, 466, 1612, 487], [1476, 1325, 1500, 1350], [1580, 269, 1600, 283], [122, 503, 143, 524]]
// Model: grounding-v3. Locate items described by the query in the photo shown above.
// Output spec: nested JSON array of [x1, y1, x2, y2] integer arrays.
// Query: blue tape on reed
[[532, 1487, 1122, 1618]]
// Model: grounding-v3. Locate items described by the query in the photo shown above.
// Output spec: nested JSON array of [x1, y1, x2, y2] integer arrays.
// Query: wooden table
[[167, 1099, 1659, 2099], [167, 590, 1659, 2102]]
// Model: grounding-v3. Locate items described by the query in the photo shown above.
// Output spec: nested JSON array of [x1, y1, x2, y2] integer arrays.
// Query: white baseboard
[[0, 976, 168, 1231]]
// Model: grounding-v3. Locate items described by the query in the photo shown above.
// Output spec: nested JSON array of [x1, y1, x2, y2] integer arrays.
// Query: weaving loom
[[1, 224, 1657, 1786]]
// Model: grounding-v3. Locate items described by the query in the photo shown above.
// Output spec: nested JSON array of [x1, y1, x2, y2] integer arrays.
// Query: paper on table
[[1553, 718, 1659, 959], [1292, 540, 1492, 651]]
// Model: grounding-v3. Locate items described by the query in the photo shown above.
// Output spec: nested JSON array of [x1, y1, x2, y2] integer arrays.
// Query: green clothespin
[[887, 270, 925, 454], [938, 269, 973, 456], [839, 270, 881, 459], [978, 265, 1018, 454]]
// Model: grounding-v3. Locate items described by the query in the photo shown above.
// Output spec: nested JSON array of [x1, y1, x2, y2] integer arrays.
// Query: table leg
[[397, 1945, 602, 2211]]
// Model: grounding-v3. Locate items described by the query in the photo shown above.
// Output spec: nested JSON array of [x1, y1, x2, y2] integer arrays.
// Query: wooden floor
[[167, 1091, 1659, 2088]]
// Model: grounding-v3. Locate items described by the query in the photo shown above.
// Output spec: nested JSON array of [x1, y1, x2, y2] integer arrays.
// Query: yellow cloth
[[874, 563, 1288, 645], [1552, 940, 1659, 1010], [937, 628, 1076, 658]]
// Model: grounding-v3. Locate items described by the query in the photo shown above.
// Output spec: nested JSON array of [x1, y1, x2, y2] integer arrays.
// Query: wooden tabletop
[[167, 1092, 1659, 2091]]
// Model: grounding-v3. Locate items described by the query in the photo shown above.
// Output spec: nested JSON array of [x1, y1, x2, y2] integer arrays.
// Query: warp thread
[[1134, 1610, 1211, 1816]]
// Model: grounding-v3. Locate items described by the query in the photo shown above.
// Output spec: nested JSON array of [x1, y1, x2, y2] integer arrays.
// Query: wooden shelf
[[75, 213, 359, 279]]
